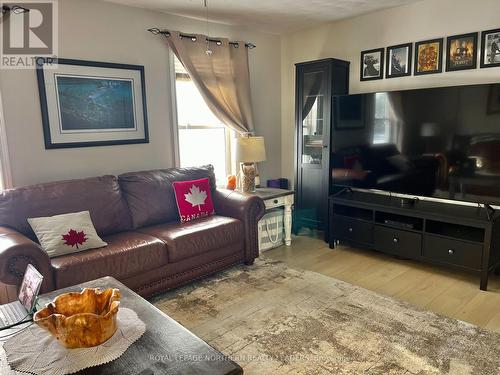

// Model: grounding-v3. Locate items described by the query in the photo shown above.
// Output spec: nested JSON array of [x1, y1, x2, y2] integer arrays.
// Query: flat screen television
[[332, 83, 500, 205]]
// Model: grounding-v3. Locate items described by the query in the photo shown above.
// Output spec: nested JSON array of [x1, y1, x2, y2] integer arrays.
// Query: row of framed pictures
[[360, 28, 500, 81]]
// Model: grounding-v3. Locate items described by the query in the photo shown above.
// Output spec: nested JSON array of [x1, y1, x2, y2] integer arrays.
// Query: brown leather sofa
[[0, 166, 265, 297]]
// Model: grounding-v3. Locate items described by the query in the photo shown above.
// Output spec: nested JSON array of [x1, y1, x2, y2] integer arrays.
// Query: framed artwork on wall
[[36, 58, 149, 149], [480, 28, 500, 69], [414, 38, 443, 75], [360, 48, 384, 81], [445, 32, 478, 72], [386, 43, 412, 78]]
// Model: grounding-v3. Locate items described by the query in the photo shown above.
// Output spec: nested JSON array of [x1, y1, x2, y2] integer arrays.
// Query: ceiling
[[105, 0, 422, 35]]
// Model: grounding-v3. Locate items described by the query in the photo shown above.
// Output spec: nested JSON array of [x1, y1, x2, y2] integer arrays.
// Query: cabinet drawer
[[332, 216, 373, 244], [374, 225, 421, 258], [423, 235, 482, 270], [264, 196, 286, 209]]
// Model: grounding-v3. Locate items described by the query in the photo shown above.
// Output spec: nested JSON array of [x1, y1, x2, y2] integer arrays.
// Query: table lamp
[[235, 136, 266, 193]]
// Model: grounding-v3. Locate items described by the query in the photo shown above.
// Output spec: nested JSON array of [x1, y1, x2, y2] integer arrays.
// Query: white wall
[[281, 0, 500, 184], [0, 0, 281, 187]]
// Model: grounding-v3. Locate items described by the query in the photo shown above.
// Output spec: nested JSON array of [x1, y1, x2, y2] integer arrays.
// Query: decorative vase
[[241, 163, 256, 193], [226, 175, 237, 190], [34, 288, 120, 348]]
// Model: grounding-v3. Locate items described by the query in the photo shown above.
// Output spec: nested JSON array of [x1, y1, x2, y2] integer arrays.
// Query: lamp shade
[[235, 136, 266, 163]]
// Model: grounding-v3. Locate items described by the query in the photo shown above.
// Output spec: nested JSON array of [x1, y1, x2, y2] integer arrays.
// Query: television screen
[[332, 83, 500, 205]]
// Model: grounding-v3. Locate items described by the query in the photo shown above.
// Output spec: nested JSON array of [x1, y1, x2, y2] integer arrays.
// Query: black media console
[[329, 190, 500, 290]]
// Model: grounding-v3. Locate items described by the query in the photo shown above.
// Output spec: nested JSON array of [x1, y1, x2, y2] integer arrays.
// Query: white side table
[[252, 188, 294, 246]]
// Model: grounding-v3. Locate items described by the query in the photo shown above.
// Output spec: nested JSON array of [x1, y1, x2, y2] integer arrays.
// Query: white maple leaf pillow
[[172, 178, 215, 223], [28, 211, 107, 258]]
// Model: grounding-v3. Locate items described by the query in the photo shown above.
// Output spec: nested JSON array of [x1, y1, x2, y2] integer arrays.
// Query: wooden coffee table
[[28, 277, 243, 374]]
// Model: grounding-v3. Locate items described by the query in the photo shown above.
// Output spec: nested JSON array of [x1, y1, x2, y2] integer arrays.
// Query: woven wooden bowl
[[34, 288, 121, 348]]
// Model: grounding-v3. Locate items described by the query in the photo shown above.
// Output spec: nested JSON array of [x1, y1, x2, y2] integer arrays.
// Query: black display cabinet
[[294, 58, 350, 235]]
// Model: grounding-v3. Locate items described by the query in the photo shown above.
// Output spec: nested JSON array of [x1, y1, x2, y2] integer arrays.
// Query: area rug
[[151, 259, 500, 374]]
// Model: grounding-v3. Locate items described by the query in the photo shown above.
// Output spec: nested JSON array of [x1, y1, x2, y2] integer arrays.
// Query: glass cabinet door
[[302, 70, 326, 166], [295, 58, 349, 235]]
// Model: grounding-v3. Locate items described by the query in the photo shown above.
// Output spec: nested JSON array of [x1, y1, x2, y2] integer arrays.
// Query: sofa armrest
[[0, 227, 54, 292], [213, 189, 266, 264]]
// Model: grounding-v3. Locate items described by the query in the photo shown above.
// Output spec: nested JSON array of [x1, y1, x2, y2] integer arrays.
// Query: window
[[373, 92, 400, 145], [173, 57, 232, 185]]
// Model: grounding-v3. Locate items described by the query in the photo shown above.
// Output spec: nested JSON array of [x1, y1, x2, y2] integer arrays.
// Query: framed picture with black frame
[[414, 38, 443, 75], [36, 58, 149, 149], [386, 43, 412, 78], [360, 48, 384, 81], [445, 32, 478, 72], [480, 28, 500, 69]]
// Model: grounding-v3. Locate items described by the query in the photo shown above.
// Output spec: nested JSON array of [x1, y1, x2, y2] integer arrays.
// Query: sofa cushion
[[118, 166, 216, 229], [173, 178, 215, 223], [0, 175, 132, 241], [28, 211, 107, 257], [138, 215, 243, 263], [50, 231, 167, 289]]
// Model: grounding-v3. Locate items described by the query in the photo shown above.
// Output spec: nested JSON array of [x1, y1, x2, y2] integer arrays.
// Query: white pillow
[[28, 211, 107, 258]]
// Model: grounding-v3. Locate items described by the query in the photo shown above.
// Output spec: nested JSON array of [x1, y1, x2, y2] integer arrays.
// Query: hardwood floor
[[264, 232, 500, 333]]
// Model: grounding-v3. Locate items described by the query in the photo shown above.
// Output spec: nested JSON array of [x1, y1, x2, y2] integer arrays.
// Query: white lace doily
[[3, 307, 145, 375]]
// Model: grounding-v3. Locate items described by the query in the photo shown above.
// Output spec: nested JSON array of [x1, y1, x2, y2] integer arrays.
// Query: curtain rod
[[1, 5, 30, 14], [147, 28, 256, 49]]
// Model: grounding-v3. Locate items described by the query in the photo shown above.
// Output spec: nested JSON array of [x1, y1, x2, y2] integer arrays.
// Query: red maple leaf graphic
[[61, 229, 87, 249]]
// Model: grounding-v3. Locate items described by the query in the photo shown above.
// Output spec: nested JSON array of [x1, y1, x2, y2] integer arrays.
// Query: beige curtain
[[166, 31, 255, 135]]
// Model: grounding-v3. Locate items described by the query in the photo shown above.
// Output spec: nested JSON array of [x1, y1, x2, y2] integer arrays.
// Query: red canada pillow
[[172, 178, 215, 223]]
